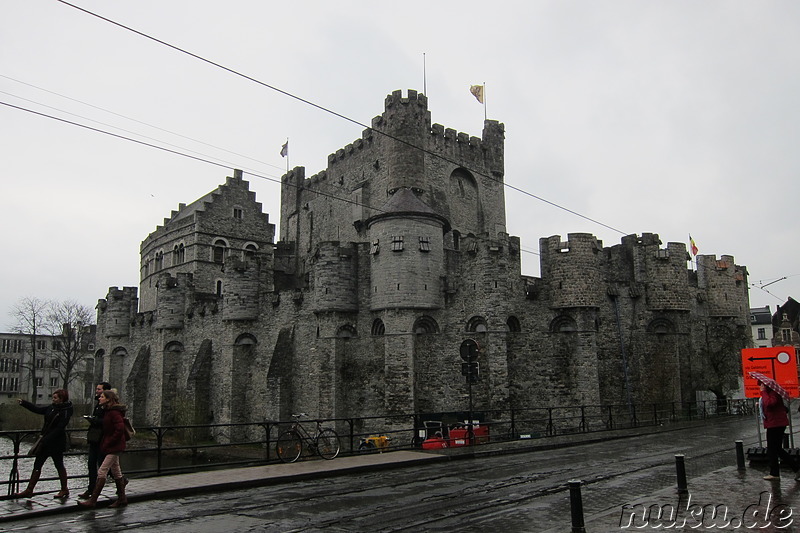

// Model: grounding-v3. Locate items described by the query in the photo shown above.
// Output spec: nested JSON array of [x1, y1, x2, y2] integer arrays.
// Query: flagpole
[[423, 53, 427, 96], [483, 81, 487, 121]]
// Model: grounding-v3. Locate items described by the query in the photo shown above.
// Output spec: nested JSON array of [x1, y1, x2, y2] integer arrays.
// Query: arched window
[[413, 316, 440, 335], [337, 325, 357, 338], [243, 243, 258, 260], [550, 315, 577, 333], [506, 316, 521, 332], [173, 243, 185, 265], [647, 318, 675, 335], [213, 239, 228, 264], [154, 251, 164, 272], [164, 341, 184, 355], [216, 280, 223, 296], [371, 318, 385, 336], [466, 316, 487, 333], [235, 333, 257, 346]]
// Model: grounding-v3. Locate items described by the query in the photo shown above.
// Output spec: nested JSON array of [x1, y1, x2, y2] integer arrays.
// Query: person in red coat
[[760, 382, 800, 481], [78, 390, 128, 508]]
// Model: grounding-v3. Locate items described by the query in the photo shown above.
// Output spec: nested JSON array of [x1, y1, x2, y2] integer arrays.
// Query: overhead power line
[[55, 0, 628, 237]]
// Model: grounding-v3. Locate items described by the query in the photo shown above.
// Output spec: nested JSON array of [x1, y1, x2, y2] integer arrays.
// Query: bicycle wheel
[[276, 430, 303, 463], [315, 428, 340, 460]]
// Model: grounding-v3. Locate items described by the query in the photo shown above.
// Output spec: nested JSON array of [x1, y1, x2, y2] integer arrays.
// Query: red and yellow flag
[[689, 235, 699, 256]]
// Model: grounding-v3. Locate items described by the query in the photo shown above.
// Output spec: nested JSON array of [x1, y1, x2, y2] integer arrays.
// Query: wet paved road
[[2, 417, 789, 532]]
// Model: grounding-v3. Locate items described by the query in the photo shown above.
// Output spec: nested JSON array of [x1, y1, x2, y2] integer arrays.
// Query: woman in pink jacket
[[78, 390, 128, 508], [760, 382, 800, 481]]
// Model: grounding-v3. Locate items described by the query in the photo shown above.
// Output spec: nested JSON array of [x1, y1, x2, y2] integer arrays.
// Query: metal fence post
[[568, 479, 586, 533], [735, 440, 746, 470], [675, 454, 687, 494]]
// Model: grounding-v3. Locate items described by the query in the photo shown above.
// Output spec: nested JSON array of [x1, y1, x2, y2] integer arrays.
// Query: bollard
[[735, 440, 746, 470], [675, 454, 688, 494], [568, 479, 587, 533]]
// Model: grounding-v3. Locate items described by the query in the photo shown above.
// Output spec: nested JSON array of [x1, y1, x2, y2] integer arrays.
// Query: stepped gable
[[168, 192, 214, 224]]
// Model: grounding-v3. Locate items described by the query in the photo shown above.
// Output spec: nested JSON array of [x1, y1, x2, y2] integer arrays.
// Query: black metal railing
[[0, 398, 757, 496]]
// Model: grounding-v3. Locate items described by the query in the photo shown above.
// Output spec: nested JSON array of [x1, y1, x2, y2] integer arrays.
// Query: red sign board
[[741, 346, 799, 398]]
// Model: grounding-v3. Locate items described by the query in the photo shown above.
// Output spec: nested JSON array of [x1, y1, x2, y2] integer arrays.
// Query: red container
[[421, 436, 448, 449]]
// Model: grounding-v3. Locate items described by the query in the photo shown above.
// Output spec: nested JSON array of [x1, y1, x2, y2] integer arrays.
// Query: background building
[[0, 330, 94, 405], [750, 305, 772, 348], [93, 90, 751, 435]]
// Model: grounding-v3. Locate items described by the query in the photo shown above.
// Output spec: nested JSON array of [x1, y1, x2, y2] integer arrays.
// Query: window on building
[[155, 250, 164, 271], [51, 359, 60, 368], [371, 240, 380, 255], [419, 237, 431, 252], [213, 239, 227, 263], [36, 340, 46, 350], [216, 280, 223, 296], [36, 359, 45, 369], [35, 377, 43, 387], [244, 243, 258, 259], [50, 377, 58, 387], [1, 339, 11, 353], [757, 328, 766, 340], [233, 207, 243, 219], [52, 340, 61, 350], [782, 329, 792, 342], [391, 236, 404, 252], [173, 243, 185, 265]]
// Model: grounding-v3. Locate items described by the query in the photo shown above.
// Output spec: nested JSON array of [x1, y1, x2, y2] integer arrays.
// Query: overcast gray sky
[[2, 1, 799, 327]]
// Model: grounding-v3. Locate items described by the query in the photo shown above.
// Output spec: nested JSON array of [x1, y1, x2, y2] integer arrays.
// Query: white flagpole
[[483, 82, 487, 121]]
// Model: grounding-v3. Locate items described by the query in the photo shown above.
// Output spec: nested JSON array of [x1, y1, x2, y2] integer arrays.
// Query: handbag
[[27, 436, 44, 457], [123, 417, 136, 441]]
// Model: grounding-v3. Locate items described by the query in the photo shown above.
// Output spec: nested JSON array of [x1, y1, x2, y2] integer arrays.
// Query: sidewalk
[[0, 450, 448, 524]]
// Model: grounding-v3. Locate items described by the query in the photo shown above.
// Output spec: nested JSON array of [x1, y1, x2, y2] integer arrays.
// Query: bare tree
[[42, 300, 95, 390], [10, 297, 48, 402]]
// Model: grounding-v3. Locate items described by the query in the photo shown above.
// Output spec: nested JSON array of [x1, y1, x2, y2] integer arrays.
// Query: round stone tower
[[366, 187, 449, 311]]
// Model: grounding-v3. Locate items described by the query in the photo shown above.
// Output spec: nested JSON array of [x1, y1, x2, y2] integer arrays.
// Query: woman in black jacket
[[14, 389, 73, 499]]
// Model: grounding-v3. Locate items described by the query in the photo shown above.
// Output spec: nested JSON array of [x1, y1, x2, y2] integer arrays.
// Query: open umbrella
[[749, 371, 791, 402]]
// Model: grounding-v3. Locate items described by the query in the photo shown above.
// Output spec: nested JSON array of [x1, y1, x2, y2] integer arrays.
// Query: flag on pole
[[280, 141, 289, 158], [689, 235, 699, 256], [470, 84, 485, 104]]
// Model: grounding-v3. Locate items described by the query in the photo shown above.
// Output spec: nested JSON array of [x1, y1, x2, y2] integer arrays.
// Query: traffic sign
[[741, 346, 799, 398], [460, 339, 480, 362]]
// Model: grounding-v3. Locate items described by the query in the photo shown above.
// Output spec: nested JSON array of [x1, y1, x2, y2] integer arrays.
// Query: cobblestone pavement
[[2, 416, 798, 532]]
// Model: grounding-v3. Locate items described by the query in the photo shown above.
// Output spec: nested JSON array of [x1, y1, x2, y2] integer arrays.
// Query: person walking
[[78, 390, 128, 508], [760, 380, 800, 481], [13, 389, 74, 499], [78, 381, 112, 500]]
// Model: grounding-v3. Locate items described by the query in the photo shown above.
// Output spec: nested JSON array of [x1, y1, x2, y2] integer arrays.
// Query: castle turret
[[697, 254, 746, 317], [97, 286, 138, 337], [367, 188, 448, 311], [540, 233, 602, 308]]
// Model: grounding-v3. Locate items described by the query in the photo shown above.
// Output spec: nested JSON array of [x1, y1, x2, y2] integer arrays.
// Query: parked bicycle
[[275, 413, 341, 463]]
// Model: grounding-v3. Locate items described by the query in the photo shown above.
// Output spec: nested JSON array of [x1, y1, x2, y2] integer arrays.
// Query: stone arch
[[109, 347, 127, 391], [161, 342, 183, 425], [466, 316, 487, 333], [507, 316, 522, 332], [449, 168, 480, 234], [336, 324, 357, 338], [413, 315, 440, 335], [232, 334, 257, 432], [187, 339, 213, 436], [550, 315, 577, 333], [647, 317, 675, 335], [126, 346, 150, 427]]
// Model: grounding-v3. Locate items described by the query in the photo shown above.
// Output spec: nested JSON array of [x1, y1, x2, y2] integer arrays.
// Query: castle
[[93, 90, 751, 433]]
